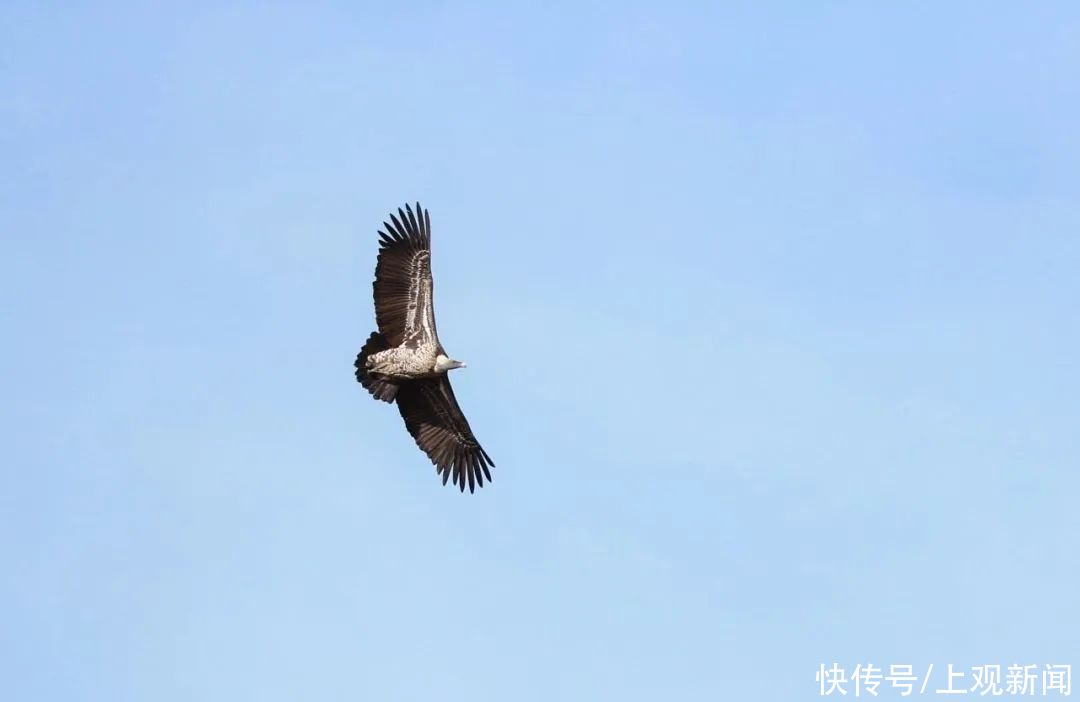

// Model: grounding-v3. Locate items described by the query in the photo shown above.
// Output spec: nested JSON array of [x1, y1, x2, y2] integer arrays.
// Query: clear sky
[[2, 2, 1078, 700]]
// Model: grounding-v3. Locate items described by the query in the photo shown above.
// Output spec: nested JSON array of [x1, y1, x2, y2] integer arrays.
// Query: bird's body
[[353, 203, 494, 492], [365, 343, 442, 380]]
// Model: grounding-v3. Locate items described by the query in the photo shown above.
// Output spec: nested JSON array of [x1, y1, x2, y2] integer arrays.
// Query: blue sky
[[2, 2, 1078, 700]]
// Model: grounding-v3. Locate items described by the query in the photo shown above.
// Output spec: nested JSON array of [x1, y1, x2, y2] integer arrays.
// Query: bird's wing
[[396, 376, 494, 493], [373, 203, 437, 348]]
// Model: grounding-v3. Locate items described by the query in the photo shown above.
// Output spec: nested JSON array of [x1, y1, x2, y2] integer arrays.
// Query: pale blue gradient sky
[[2, 3, 1078, 700]]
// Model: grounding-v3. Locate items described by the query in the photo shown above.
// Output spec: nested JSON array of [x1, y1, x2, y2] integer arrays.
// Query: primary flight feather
[[353, 203, 494, 493]]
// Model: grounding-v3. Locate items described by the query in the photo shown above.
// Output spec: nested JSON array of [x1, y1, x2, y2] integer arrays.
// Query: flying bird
[[354, 203, 494, 492]]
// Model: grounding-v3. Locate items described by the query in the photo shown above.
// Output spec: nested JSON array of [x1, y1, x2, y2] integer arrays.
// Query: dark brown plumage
[[395, 378, 494, 493], [354, 203, 495, 493], [373, 204, 433, 349]]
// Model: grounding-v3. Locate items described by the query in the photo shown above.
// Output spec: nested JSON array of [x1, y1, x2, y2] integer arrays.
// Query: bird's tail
[[355, 331, 398, 403]]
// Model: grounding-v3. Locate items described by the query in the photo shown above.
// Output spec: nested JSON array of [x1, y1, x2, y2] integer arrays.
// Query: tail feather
[[355, 331, 398, 403]]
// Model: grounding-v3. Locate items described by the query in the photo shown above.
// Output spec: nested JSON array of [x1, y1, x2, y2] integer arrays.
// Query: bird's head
[[434, 354, 466, 373]]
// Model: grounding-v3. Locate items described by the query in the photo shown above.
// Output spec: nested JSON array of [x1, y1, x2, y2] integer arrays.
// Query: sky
[[2, 2, 1078, 700]]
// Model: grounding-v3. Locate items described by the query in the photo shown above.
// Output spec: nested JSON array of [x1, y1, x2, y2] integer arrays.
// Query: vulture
[[353, 203, 494, 492]]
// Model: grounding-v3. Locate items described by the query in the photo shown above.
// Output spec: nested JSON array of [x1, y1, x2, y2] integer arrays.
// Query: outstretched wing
[[396, 377, 495, 493], [373, 203, 436, 348]]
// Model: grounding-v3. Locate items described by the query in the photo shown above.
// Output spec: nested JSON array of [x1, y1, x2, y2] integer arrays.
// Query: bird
[[353, 202, 495, 493]]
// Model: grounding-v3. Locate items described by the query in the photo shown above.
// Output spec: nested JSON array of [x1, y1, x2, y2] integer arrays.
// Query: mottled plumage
[[354, 203, 494, 493]]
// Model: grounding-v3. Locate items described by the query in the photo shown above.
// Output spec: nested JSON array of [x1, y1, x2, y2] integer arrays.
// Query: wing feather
[[396, 377, 495, 493], [372, 202, 436, 347]]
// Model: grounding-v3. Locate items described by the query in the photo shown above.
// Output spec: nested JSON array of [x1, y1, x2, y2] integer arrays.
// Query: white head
[[434, 353, 466, 373]]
